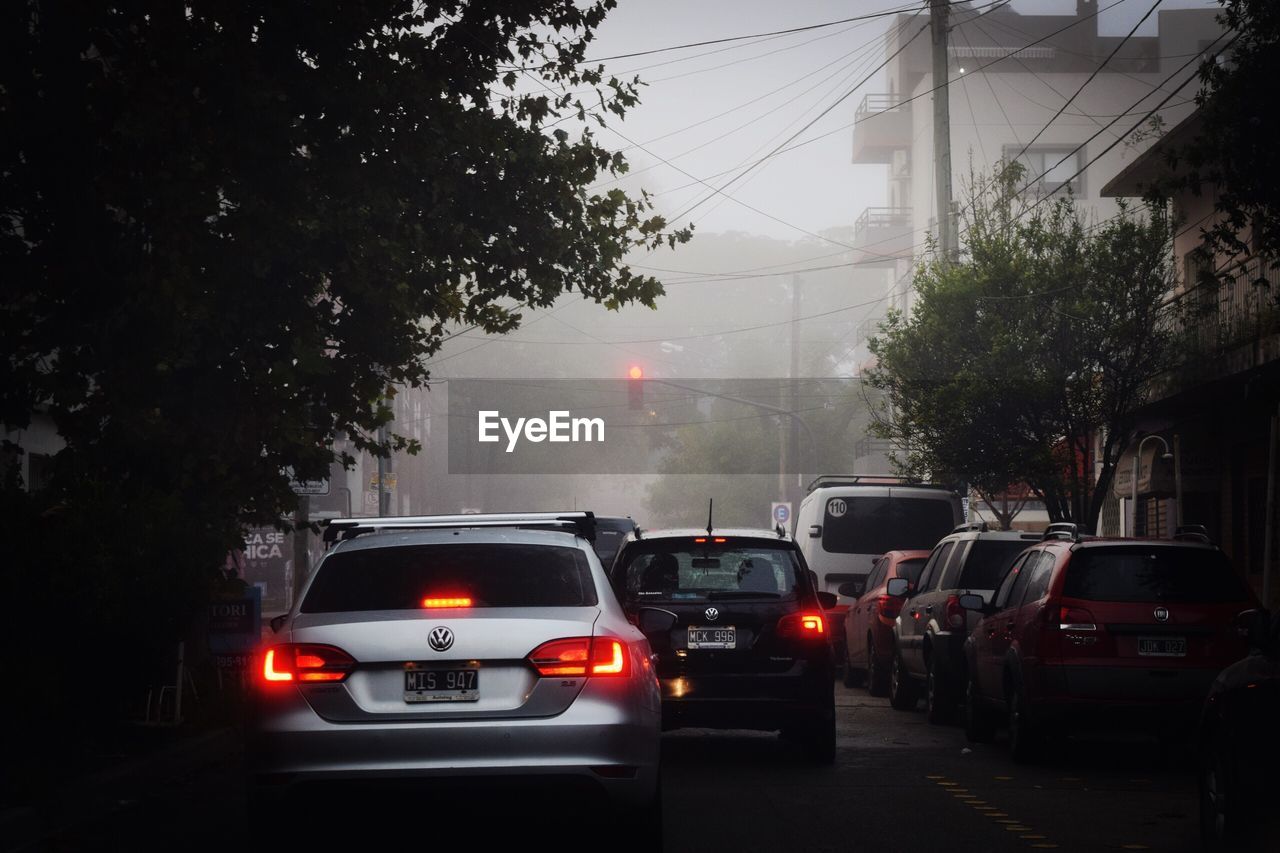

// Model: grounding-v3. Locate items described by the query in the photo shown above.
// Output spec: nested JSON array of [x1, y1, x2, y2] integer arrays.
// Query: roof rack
[[805, 474, 953, 493], [322, 512, 597, 545], [1173, 524, 1213, 544], [1042, 522, 1080, 542], [952, 521, 989, 534]]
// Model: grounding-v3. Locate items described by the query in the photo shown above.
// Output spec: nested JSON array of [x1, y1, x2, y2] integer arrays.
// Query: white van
[[795, 476, 963, 603]]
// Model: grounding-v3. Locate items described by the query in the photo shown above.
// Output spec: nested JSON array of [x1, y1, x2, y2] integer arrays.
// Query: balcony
[[852, 207, 914, 266], [1157, 255, 1280, 397], [851, 93, 912, 164]]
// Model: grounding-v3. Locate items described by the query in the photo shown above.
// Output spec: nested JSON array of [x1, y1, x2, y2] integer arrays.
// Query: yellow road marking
[[926, 775, 945, 780], [1005, 826, 1032, 832], [938, 781, 958, 786]]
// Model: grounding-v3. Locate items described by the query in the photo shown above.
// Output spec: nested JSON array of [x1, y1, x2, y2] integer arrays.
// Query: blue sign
[[771, 502, 791, 525]]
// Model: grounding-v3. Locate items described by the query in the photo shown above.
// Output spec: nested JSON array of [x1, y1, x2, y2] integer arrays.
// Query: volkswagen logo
[[705, 607, 719, 621], [1154, 606, 1170, 623], [428, 626, 455, 652]]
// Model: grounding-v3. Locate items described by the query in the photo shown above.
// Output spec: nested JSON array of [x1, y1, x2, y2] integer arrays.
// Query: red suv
[[840, 550, 930, 695], [961, 524, 1260, 761]]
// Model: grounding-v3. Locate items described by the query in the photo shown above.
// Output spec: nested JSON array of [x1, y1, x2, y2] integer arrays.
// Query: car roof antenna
[[706, 498, 714, 536]]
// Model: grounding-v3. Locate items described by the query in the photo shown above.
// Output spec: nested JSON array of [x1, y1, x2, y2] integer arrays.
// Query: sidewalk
[[1, 726, 237, 852]]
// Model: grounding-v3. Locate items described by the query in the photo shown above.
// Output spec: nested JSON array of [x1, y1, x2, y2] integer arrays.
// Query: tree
[[0, 1, 685, 730], [869, 166, 1177, 529], [1159, 0, 1280, 273]]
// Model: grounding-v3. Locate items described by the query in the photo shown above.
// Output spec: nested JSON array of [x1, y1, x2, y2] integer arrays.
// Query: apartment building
[[845, 0, 1222, 491]]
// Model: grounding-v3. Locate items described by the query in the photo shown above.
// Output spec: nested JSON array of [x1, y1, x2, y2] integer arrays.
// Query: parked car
[[593, 515, 639, 569], [609, 527, 838, 763], [886, 523, 1040, 721], [795, 474, 961, 608], [247, 512, 662, 842], [839, 549, 931, 694], [1197, 608, 1280, 851], [960, 523, 1260, 763]]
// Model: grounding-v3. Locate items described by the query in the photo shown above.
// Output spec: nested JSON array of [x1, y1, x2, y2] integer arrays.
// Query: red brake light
[[1058, 606, 1097, 631], [260, 643, 356, 684], [422, 596, 473, 608], [527, 637, 630, 678], [778, 612, 827, 640], [877, 594, 903, 621], [713, 537, 727, 543], [694, 537, 707, 543], [945, 594, 966, 630]]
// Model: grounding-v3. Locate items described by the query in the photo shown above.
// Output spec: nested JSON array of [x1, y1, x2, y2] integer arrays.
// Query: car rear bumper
[[657, 661, 833, 730], [1027, 664, 1221, 732], [247, 679, 661, 806]]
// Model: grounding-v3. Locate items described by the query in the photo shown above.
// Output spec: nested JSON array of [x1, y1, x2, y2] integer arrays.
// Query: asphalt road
[[9, 682, 1204, 852]]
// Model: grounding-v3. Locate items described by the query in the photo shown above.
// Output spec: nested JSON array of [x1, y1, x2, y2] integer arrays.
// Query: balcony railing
[[855, 93, 905, 123], [855, 207, 913, 239], [854, 437, 895, 460], [1172, 256, 1280, 355]]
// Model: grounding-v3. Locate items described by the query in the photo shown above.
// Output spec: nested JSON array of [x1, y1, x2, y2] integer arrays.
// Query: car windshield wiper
[[706, 590, 782, 600]]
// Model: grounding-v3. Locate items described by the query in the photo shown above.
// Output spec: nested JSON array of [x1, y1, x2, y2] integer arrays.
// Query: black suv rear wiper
[[706, 590, 782, 600]]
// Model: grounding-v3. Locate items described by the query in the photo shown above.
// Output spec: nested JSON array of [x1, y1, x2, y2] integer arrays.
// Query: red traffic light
[[628, 365, 644, 380]]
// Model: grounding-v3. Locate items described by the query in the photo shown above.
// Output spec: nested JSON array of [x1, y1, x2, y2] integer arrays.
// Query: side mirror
[[637, 607, 678, 635], [817, 591, 838, 610], [808, 525, 822, 538], [269, 613, 288, 633], [958, 593, 986, 612], [1247, 608, 1274, 652], [885, 577, 910, 598]]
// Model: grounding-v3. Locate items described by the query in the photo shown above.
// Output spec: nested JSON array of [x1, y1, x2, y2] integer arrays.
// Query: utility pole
[[930, 0, 957, 263], [291, 495, 309, 605], [377, 421, 393, 516], [788, 275, 803, 506]]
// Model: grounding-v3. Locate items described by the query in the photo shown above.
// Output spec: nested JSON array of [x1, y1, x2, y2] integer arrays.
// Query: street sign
[[290, 478, 330, 496], [771, 502, 791, 529]]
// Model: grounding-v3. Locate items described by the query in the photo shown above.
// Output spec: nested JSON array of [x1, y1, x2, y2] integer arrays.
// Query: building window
[[1003, 145, 1084, 195]]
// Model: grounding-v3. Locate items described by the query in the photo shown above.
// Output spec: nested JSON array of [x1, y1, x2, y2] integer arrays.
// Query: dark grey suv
[[885, 523, 1039, 722]]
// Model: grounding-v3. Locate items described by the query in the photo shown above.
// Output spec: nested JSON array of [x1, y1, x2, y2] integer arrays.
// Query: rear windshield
[[892, 558, 927, 585], [1062, 547, 1250, 604], [821, 496, 955, 555], [302, 543, 597, 613], [592, 520, 634, 566], [957, 540, 1032, 590], [616, 543, 802, 603]]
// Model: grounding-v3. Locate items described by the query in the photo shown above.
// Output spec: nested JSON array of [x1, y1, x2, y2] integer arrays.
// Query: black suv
[[886, 523, 1039, 722], [610, 528, 837, 762]]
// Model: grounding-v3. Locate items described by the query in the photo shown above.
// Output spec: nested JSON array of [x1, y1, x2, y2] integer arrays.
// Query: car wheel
[[963, 673, 996, 744], [867, 639, 890, 697], [1007, 681, 1040, 763], [889, 651, 917, 711], [1199, 729, 1250, 852], [806, 711, 837, 765], [925, 656, 955, 725]]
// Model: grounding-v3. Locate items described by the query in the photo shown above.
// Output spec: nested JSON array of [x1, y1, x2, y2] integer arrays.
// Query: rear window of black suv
[[302, 543, 597, 612], [1062, 546, 1250, 604], [616, 543, 802, 603], [955, 539, 1033, 590]]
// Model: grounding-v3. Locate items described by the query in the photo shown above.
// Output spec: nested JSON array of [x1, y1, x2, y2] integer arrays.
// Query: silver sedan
[[246, 514, 662, 840]]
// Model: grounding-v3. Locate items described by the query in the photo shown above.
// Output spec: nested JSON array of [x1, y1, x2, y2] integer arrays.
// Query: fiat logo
[[705, 607, 719, 621], [428, 626, 455, 652], [1154, 606, 1170, 623]]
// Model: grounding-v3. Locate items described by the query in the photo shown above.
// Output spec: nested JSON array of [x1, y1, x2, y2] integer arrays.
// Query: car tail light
[[877, 594, 903, 622], [777, 612, 826, 640], [421, 596, 473, 608], [527, 637, 631, 678], [944, 594, 966, 630], [260, 643, 356, 684], [1058, 606, 1097, 631]]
